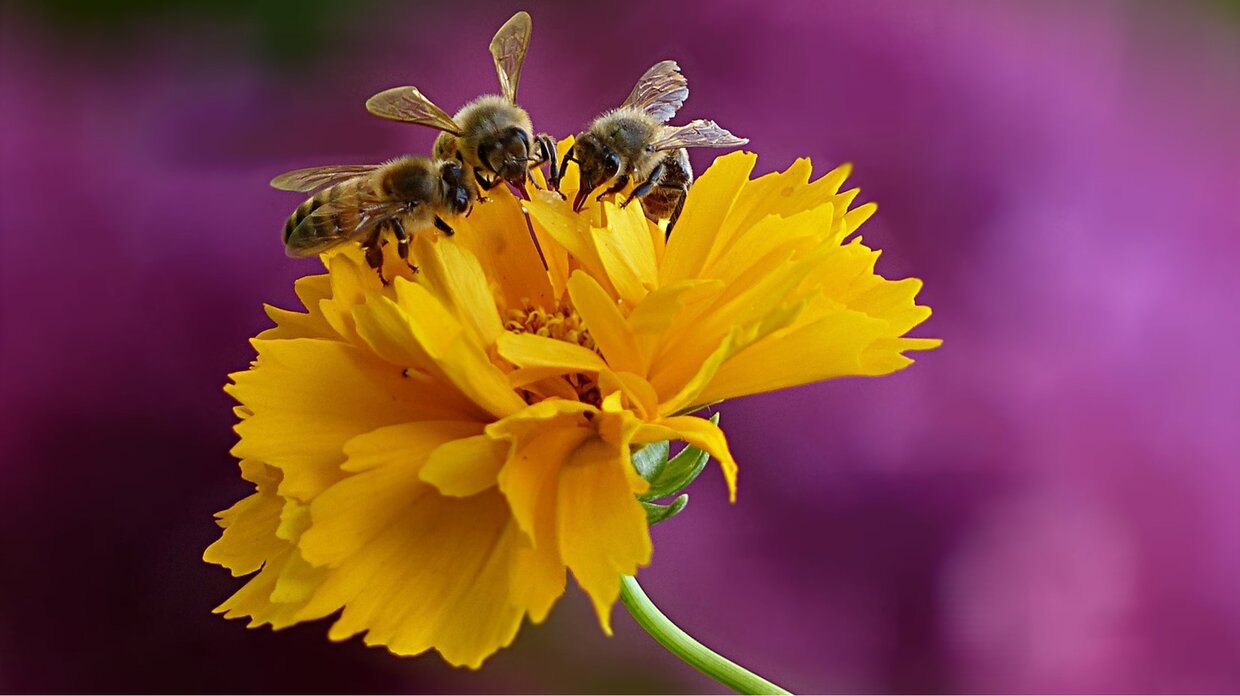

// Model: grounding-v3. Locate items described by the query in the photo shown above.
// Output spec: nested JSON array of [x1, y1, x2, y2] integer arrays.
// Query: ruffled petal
[[556, 438, 652, 633], [487, 400, 594, 543], [228, 338, 471, 500], [421, 434, 509, 497], [388, 280, 528, 419], [497, 331, 607, 375], [213, 547, 311, 630], [298, 488, 564, 668], [659, 151, 756, 286], [525, 193, 619, 299], [414, 235, 505, 351], [635, 415, 739, 502], [450, 187, 556, 311], [591, 200, 659, 306], [203, 461, 284, 576], [566, 272, 644, 375], [298, 420, 483, 566]]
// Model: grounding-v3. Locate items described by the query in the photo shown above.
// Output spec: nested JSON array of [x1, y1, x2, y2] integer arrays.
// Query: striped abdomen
[[282, 178, 371, 257]]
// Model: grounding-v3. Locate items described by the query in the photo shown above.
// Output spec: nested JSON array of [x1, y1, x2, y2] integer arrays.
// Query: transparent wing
[[285, 194, 408, 257], [490, 11, 532, 103], [651, 119, 749, 151], [270, 164, 383, 192], [620, 60, 688, 123], [365, 86, 462, 134]]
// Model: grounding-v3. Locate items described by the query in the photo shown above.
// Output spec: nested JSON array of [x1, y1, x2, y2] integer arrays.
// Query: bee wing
[[285, 194, 410, 258], [366, 87, 463, 135], [270, 164, 384, 193], [651, 119, 749, 151], [620, 60, 689, 123], [490, 11, 532, 103]]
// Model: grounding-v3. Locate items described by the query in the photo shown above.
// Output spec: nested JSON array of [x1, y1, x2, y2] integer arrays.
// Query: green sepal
[[642, 494, 689, 526], [639, 412, 720, 502], [632, 440, 670, 481]]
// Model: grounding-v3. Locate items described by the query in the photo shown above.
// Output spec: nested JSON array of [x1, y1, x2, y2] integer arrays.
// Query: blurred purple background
[[3, 0, 1239, 692]]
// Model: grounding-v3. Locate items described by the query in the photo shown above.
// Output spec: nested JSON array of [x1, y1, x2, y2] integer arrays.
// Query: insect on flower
[[365, 12, 558, 196], [556, 60, 748, 231], [209, 8, 939, 683], [271, 157, 475, 280]]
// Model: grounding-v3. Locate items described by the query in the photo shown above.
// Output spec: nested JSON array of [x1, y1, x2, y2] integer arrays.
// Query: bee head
[[439, 160, 472, 214], [479, 126, 532, 188], [572, 133, 622, 212]]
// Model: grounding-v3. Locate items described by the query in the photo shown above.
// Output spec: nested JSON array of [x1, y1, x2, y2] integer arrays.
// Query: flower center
[[505, 300, 601, 406]]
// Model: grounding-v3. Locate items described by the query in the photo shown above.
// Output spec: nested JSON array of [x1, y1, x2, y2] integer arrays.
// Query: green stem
[[619, 575, 792, 695]]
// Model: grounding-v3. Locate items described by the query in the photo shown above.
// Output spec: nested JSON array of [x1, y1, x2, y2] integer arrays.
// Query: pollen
[[505, 300, 599, 354], [505, 299, 601, 405]]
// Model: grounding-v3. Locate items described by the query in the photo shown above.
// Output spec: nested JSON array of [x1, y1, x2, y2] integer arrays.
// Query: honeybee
[[364, 12, 556, 195], [556, 60, 747, 231], [271, 157, 474, 280]]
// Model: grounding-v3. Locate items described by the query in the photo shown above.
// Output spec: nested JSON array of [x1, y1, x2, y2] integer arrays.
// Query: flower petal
[[451, 188, 556, 311], [213, 547, 311, 629], [525, 195, 618, 298], [228, 339, 468, 500], [659, 151, 756, 286], [496, 331, 607, 374], [591, 201, 658, 306], [697, 309, 893, 403], [598, 370, 659, 421], [635, 415, 739, 503], [392, 280, 528, 419], [318, 253, 386, 342], [421, 434, 509, 497], [415, 235, 505, 350], [488, 400, 594, 543], [260, 273, 335, 341], [203, 461, 283, 576], [298, 420, 483, 566], [556, 438, 652, 634], [566, 272, 643, 375], [299, 488, 563, 668]]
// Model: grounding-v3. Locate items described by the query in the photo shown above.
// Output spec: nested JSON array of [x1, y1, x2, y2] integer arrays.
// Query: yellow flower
[[205, 145, 940, 668]]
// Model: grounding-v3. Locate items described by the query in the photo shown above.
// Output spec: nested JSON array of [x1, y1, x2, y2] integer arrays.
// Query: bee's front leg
[[550, 149, 574, 195], [470, 170, 492, 203], [598, 175, 630, 203], [434, 216, 456, 236], [474, 170, 503, 191], [532, 133, 558, 185], [620, 162, 665, 209]]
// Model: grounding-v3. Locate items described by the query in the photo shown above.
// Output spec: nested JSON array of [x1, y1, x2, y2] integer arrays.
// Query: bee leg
[[532, 134, 557, 186], [597, 175, 630, 203], [363, 225, 388, 285], [391, 218, 417, 273], [550, 149, 573, 194], [620, 162, 665, 209], [475, 170, 504, 191], [434, 216, 456, 236], [468, 169, 491, 203]]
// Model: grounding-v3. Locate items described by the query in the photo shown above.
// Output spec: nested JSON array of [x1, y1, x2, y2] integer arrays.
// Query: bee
[[271, 157, 474, 280], [364, 12, 556, 195], [556, 60, 748, 231]]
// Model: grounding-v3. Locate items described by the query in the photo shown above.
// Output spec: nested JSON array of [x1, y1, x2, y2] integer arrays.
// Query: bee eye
[[513, 127, 530, 152], [604, 153, 621, 176]]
